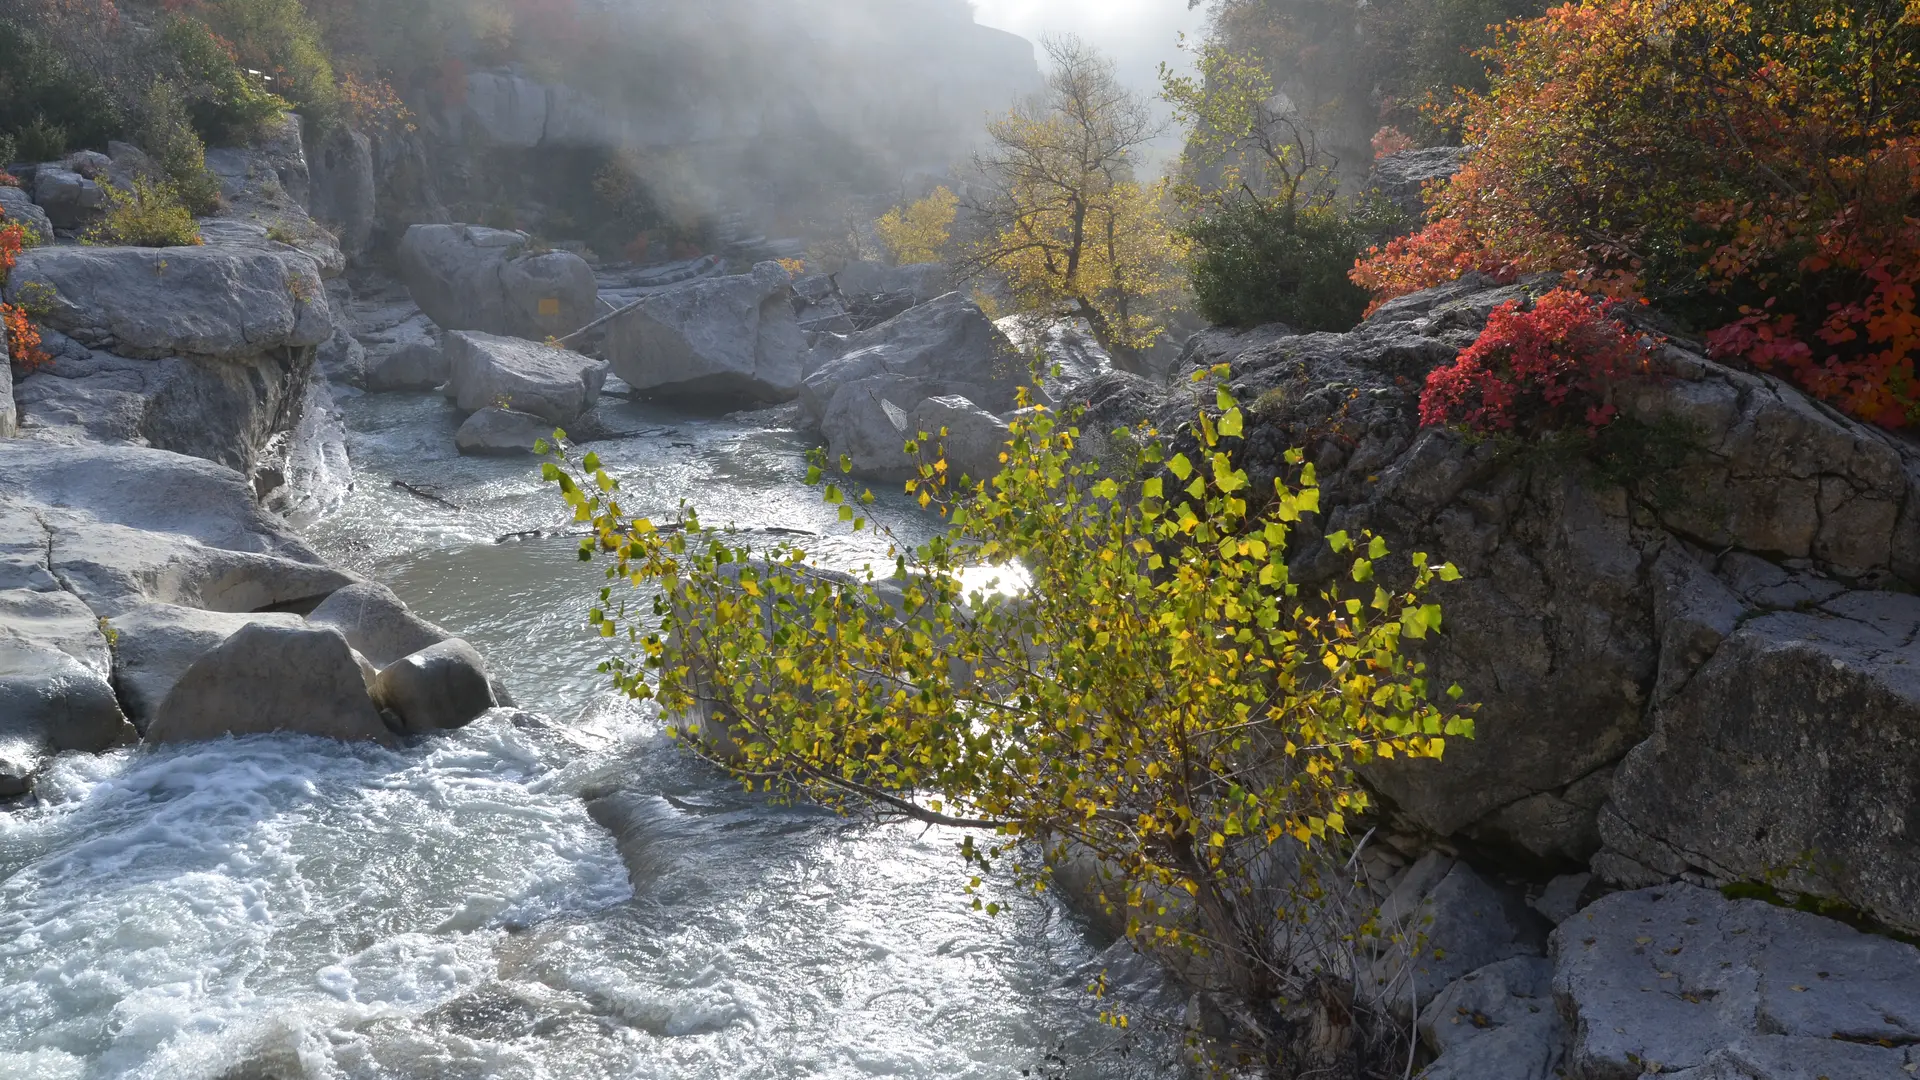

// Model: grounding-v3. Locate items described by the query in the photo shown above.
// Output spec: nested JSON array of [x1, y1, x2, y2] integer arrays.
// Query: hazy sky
[[970, 0, 1207, 95]]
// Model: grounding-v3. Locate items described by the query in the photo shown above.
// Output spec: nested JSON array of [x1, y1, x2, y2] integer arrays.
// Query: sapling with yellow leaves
[[540, 367, 1473, 1070]]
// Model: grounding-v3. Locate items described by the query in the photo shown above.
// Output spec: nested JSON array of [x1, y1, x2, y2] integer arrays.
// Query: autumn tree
[[542, 376, 1473, 1070], [953, 36, 1188, 372], [1353, 0, 1920, 428], [873, 185, 957, 266]]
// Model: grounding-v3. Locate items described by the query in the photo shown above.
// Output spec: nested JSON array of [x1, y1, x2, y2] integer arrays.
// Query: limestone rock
[[31, 166, 105, 229], [1368, 146, 1471, 221], [905, 395, 1010, 485], [307, 125, 376, 260], [15, 328, 319, 472], [460, 71, 549, 149], [315, 323, 367, 387], [371, 638, 498, 733], [366, 338, 448, 392], [800, 293, 1029, 431], [147, 623, 392, 745], [1602, 591, 1920, 930], [444, 330, 607, 423], [1552, 885, 1920, 1079], [833, 261, 950, 306], [0, 586, 138, 794], [1366, 857, 1547, 1010], [397, 223, 596, 340], [602, 261, 808, 404], [305, 581, 453, 667], [4, 245, 331, 361], [108, 603, 306, 733], [0, 319, 13, 439], [455, 406, 550, 456], [0, 183, 54, 245], [1418, 956, 1566, 1080]]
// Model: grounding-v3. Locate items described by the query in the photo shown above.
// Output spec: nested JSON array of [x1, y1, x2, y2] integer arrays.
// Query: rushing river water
[[0, 385, 1184, 1079]]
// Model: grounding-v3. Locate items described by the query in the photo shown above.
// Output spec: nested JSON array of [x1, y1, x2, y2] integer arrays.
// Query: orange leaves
[[0, 211, 50, 372]]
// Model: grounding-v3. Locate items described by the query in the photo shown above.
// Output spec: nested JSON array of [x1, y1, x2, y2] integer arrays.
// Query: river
[[0, 381, 1185, 1079]]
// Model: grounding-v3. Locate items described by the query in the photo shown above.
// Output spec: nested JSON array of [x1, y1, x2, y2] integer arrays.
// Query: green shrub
[[1185, 192, 1405, 331], [136, 82, 224, 217], [157, 17, 288, 146], [196, 0, 343, 132], [0, 21, 122, 160], [0, 133, 15, 170], [84, 179, 203, 248]]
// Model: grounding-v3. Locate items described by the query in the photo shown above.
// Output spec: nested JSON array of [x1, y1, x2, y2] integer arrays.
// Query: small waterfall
[[277, 373, 355, 526]]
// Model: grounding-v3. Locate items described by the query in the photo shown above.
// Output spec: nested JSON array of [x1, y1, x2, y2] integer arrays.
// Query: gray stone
[[1529, 873, 1592, 926], [0, 318, 13, 439], [444, 331, 607, 423], [366, 339, 448, 392], [909, 395, 1011, 486], [1552, 884, 1920, 1079], [147, 622, 392, 745], [602, 261, 808, 404], [315, 323, 366, 387], [307, 125, 376, 260], [0, 586, 138, 792], [455, 407, 551, 456], [1418, 956, 1565, 1080], [1367, 859, 1547, 1010], [4, 245, 331, 361], [305, 580, 453, 668], [1661, 1037, 1914, 1079], [397, 224, 596, 340], [31, 166, 105, 228], [1368, 145, 1472, 220], [800, 293, 1029, 430], [0, 183, 54, 245], [460, 71, 549, 149], [108, 603, 306, 733], [371, 638, 498, 734], [833, 261, 949, 305], [1603, 590, 1920, 931]]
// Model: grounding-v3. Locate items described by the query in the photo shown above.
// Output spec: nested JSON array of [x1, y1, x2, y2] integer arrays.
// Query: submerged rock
[[146, 622, 393, 746], [602, 261, 807, 404], [444, 331, 607, 423], [455, 406, 551, 456]]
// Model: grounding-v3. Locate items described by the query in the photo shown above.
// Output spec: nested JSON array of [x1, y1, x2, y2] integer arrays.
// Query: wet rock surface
[[601, 260, 808, 405]]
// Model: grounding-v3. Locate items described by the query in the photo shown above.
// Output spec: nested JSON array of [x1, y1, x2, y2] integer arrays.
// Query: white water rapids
[[0, 387, 1183, 1079]]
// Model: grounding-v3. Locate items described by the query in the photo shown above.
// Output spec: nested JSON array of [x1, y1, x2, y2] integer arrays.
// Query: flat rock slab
[[4, 244, 331, 360], [1553, 885, 1920, 1079], [444, 330, 607, 424]]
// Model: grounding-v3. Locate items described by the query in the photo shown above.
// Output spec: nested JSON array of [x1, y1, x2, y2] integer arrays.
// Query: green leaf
[[1218, 407, 1243, 438], [582, 452, 602, 472], [1142, 477, 1164, 499], [1368, 535, 1387, 559], [1092, 478, 1120, 500], [1168, 453, 1193, 481], [1327, 530, 1352, 553]]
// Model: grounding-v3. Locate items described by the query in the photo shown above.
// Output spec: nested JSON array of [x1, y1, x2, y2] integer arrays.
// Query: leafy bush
[[1420, 288, 1653, 434], [186, 0, 342, 131], [156, 16, 287, 146], [135, 81, 224, 216], [541, 376, 1474, 1067], [83, 179, 204, 248], [1353, 0, 1920, 429], [1, 209, 50, 370], [1186, 192, 1404, 331], [0, 20, 122, 160]]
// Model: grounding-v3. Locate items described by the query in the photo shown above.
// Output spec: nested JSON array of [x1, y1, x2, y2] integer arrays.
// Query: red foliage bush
[[1420, 289, 1653, 434], [0, 210, 50, 371]]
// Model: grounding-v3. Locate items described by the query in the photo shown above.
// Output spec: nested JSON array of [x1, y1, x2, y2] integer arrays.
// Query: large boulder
[[1109, 276, 1920, 907], [826, 393, 1011, 484], [4, 244, 332, 361], [443, 330, 607, 423], [30, 166, 105, 229], [455, 406, 550, 456], [146, 622, 393, 746], [371, 638, 498, 733], [397, 223, 597, 340], [801, 293, 1030, 432], [459, 71, 549, 148], [602, 261, 808, 404], [1553, 885, 1920, 1079], [365, 339, 448, 392], [305, 580, 451, 667], [1417, 957, 1565, 1080], [107, 603, 307, 733]]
